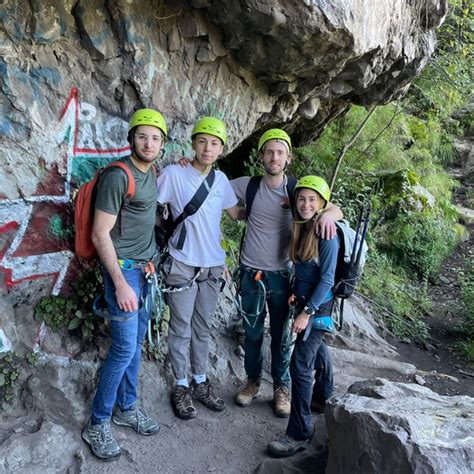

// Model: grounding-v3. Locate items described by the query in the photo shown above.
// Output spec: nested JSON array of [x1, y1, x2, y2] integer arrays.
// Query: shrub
[[362, 250, 430, 340], [35, 267, 103, 340], [383, 213, 458, 278]]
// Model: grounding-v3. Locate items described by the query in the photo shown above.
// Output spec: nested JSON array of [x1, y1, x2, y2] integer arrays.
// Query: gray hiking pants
[[163, 255, 224, 380]]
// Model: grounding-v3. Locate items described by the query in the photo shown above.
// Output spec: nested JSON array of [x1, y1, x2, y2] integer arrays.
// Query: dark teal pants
[[239, 267, 291, 389]]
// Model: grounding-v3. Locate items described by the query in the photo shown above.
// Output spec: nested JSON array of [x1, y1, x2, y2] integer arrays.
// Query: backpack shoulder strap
[[171, 169, 216, 250], [286, 176, 298, 211], [104, 161, 135, 200], [102, 161, 136, 236], [245, 176, 262, 219]]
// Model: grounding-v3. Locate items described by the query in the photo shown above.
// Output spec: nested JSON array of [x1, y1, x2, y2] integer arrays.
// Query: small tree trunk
[[329, 105, 377, 193]]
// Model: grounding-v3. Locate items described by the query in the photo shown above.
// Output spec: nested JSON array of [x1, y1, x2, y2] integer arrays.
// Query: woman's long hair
[[289, 189, 326, 262]]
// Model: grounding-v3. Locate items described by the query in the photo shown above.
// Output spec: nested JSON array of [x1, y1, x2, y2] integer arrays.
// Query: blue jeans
[[91, 268, 150, 424], [239, 267, 291, 388], [286, 300, 334, 440]]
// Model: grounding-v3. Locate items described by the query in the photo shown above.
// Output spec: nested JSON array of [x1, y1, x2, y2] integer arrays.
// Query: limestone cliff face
[[0, 0, 446, 299]]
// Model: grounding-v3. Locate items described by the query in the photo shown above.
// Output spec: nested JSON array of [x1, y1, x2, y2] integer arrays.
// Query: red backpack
[[74, 161, 135, 259]]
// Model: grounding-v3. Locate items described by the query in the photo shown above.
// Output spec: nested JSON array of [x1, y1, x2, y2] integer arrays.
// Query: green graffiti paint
[[164, 139, 193, 160], [71, 156, 115, 186], [49, 214, 73, 239]]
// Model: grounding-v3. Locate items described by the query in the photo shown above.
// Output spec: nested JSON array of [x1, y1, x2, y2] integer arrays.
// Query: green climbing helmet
[[128, 108, 167, 137], [257, 128, 292, 153], [192, 116, 227, 145], [294, 175, 331, 202]]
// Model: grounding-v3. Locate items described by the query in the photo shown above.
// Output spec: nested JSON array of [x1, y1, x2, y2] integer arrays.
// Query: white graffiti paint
[[0, 328, 12, 353], [0, 200, 74, 295], [0, 89, 130, 294]]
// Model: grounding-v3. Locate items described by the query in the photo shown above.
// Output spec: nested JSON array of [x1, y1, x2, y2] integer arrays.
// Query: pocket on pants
[[161, 254, 174, 278], [203, 265, 224, 290]]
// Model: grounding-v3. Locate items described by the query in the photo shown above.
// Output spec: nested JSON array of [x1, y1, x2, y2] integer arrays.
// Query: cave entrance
[[219, 136, 257, 179]]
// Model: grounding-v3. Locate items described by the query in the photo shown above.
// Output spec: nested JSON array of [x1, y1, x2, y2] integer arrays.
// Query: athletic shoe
[[82, 421, 121, 461], [112, 406, 160, 435], [267, 435, 309, 458]]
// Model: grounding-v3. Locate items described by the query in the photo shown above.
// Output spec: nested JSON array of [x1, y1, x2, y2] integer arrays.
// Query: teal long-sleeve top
[[293, 235, 340, 312]]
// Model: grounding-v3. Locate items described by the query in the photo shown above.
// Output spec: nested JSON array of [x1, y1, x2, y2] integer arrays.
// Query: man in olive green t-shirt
[[81, 109, 166, 461]]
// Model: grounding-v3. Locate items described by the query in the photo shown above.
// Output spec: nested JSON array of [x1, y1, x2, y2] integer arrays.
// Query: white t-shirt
[[156, 164, 237, 267]]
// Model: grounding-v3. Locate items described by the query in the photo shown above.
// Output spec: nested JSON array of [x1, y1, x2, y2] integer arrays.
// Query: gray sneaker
[[112, 407, 160, 435], [267, 435, 310, 458], [82, 422, 121, 461]]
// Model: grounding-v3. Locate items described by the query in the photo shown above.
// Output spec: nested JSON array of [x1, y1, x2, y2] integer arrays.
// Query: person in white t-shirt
[[156, 117, 239, 420]]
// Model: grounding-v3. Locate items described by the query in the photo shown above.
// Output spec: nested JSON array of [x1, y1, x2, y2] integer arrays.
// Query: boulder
[[325, 378, 474, 474], [0, 419, 83, 473]]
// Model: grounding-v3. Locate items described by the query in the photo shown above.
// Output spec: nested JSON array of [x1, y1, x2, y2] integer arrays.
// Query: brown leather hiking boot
[[171, 385, 197, 420], [273, 386, 291, 417], [191, 379, 225, 412], [235, 379, 260, 407]]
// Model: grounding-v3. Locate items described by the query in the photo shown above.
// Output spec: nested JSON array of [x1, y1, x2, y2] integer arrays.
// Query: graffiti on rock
[[0, 88, 131, 295]]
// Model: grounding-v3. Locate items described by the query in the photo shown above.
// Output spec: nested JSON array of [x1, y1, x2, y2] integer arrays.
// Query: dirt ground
[[77, 379, 304, 473]]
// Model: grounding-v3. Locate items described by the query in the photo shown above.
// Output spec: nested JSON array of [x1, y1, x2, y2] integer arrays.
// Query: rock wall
[[0, 0, 446, 301]]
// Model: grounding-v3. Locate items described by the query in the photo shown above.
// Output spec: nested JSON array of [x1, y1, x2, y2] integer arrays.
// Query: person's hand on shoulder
[[315, 212, 337, 240], [177, 157, 191, 167]]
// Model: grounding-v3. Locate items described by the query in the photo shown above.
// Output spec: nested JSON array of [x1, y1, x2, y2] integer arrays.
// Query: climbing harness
[[233, 268, 268, 328], [280, 294, 298, 353], [146, 257, 206, 348], [144, 261, 163, 349]]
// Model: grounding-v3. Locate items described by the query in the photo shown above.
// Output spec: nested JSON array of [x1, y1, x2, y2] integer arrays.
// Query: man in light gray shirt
[[231, 129, 342, 417]]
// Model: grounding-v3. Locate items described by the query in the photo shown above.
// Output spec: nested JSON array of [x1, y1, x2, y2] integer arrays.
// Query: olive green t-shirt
[[94, 157, 157, 263]]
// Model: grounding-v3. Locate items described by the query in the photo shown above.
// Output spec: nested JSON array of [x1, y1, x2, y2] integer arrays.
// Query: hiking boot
[[112, 406, 160, 435], [191, 379, 225, 412], [273, 386, 291, 418], [82, 422, 121, 461], [235, 379, 260, 407], [267, 435, 310, 458], [171, 385, 197, 420]]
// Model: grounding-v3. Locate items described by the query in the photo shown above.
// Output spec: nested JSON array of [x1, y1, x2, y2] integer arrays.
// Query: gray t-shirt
[[231, 176, 293, 271], [95, 156, 157, 262]]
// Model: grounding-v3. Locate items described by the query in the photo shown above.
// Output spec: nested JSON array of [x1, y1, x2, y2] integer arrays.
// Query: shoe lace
[[275, 386, 290, 398], [176, 386, 193, 408], [90, 423, 114, 445], [134, 408, 152, 433], [280, 435, 295, 448], [240, 379, 256, 394], [204, 380, 214, 398]]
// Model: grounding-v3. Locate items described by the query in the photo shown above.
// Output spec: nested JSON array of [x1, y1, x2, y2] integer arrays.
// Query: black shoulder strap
[[171, 169, 216, 250], [286, 176, 297, 212], [245, 176, 263, 220]]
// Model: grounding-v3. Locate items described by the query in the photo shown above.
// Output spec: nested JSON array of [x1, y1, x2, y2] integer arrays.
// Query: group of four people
[[82, 109, 343, 461]]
